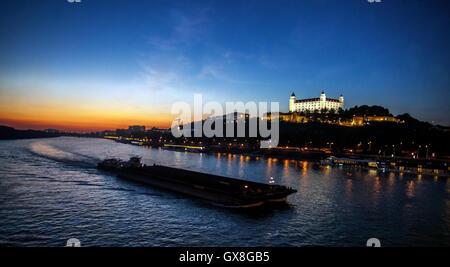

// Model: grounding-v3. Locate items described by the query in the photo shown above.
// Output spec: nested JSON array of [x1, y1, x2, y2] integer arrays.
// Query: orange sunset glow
[[0, 92, 175, 131]]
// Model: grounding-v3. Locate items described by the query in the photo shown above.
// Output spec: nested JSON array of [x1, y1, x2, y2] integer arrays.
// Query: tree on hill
[[345, 105, 392, 117]]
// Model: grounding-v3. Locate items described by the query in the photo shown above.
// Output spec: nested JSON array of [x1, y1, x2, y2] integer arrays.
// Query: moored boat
[[320, 156, 378, 168]]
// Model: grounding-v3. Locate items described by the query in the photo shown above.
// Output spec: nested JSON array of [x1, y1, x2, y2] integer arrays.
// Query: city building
[[128, 125, 146, 132], [44, 129, 60, 134], [348, 115, 401, 126], [289, 91, 344, 113], [148, 127, 170, 134], [102, 130, 116, 136], [266, 112, 401, 126]]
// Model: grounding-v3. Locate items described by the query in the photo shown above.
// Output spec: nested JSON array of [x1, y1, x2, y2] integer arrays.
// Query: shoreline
[[109, 137, 450, 179]]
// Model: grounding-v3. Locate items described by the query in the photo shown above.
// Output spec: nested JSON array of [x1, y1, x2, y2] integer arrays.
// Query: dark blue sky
[[0, 0, 449, 129]]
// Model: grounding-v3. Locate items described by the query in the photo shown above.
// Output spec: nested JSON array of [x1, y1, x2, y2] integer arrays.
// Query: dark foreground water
[[0, 137, 448, 247]]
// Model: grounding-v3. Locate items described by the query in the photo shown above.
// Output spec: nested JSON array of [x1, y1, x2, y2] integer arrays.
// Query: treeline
[[295, 105, 392, 117], [343, 105, 392, 117]]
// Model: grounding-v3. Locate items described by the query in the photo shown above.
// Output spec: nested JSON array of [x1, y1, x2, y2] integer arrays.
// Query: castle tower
[[289, 92, 296, 112], [320, 91, 326, 102], [339, 94, 344, 109]]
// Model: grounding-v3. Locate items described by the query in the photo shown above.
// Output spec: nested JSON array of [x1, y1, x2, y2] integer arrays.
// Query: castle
[[289, 91, 344, 113]]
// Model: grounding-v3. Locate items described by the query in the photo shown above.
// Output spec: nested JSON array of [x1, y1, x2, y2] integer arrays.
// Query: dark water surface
[[0, 137, 448, 246]]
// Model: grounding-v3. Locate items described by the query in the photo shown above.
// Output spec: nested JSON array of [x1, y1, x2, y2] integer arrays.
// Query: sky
[[0, 0, 449, 131]]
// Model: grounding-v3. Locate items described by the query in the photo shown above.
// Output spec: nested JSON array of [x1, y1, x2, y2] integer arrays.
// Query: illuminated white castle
[[289, 91, 344, 113]]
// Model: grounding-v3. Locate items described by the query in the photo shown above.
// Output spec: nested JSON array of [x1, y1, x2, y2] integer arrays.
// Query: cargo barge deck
[[98, 157, 297, 208]]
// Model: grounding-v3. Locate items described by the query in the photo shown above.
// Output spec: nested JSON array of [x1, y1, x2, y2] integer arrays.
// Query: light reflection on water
[[0, 137, 449, 247]]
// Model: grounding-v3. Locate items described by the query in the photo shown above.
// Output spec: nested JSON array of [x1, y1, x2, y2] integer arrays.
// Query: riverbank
[[109, 137, 449, 178]]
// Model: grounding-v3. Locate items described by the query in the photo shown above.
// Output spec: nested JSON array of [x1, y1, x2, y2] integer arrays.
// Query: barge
[[98, 157, 297, 208]]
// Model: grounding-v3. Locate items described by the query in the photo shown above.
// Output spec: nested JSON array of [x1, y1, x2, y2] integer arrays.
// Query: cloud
[[221, 50, 255, 64], [141, 8, 216, 90], [173, 9, 210, 44], [197, 65, 222, 80], [139, 65, 180, 92], [142, 7, 264, 89], [147, 8, 212, 51], [147, 37, 178, 51]]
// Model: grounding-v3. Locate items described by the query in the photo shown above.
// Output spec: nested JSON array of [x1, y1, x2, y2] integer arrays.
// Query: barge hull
[[98, 163, 296, 208], [115, 170, 262, 207]]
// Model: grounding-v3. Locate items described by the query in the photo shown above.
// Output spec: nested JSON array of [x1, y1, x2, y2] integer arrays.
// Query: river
[[0, 137, 448, 246]]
